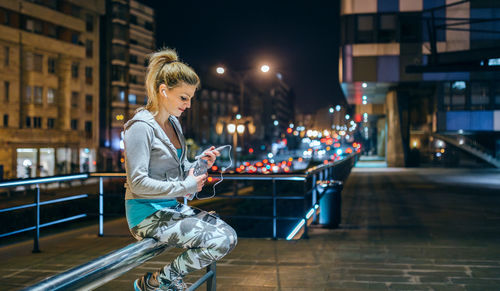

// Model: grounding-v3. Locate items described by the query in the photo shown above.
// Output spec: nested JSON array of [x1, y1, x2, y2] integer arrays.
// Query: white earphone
[[162, 90, 168, 99]]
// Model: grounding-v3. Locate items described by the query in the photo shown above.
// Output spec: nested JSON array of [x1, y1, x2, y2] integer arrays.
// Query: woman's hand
[[201, 146, 220, 168], [188, 168, 207, 192]]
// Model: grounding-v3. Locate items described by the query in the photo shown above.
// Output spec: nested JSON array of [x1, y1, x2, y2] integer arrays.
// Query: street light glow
[[335, 105, 341, 111], [261, 65, 270, 73], [216, 67, 225, 74], [329, 107, 334, 113], [362, 82, 367, 88], [273, 120, 279, 126], [227, 123, 236, 134], [236, 114, 241, 120], [237, 124, 245, 134]]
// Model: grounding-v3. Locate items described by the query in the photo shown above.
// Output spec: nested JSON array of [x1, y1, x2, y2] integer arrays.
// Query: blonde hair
[[142, 48, 200, 114]]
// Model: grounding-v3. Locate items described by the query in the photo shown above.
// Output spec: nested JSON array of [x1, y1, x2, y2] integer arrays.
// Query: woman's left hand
[[201, 146, 220, 168]]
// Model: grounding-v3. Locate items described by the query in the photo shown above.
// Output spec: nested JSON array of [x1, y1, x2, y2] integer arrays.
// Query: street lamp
[[227, 123, 236, 133], [217, 116, 254, 167], [237, 124, 245, 134], [216, 67, 225, 74]]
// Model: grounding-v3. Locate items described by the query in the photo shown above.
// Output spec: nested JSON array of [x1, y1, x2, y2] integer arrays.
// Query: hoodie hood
[[124, 108, 186, 164], [124, 108, 157, 130]]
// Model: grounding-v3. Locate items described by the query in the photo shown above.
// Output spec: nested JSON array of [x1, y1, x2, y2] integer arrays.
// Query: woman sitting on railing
[[123, 48, 237, 291]]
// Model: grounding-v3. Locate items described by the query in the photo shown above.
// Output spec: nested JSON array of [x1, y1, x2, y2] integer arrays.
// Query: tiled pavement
[[1, 166, 500, 290]]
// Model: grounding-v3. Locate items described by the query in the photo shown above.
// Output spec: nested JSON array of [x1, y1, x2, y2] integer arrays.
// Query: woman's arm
[[124, 122, 198, 198]]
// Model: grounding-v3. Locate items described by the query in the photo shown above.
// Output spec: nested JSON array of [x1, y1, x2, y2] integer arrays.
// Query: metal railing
[[1, 153, 357, 290], [0, 174, 90, 253]]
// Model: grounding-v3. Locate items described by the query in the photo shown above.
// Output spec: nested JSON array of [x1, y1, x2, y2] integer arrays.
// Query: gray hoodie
[[123, 109, 197, 200]]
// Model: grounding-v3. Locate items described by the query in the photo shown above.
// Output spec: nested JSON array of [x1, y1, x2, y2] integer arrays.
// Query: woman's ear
[[158, 84, 168, 99]]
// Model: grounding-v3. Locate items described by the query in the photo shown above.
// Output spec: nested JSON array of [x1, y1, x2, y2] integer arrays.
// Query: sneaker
[[159, 276, 188, 291], [134, 272, 161, 291]]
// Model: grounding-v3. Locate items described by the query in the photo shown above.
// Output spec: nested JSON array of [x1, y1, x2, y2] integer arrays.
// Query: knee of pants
[[217, 225, 238, 256]]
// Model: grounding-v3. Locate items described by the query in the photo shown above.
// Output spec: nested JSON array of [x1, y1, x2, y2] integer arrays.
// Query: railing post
[[33, 183, 40, 253], [272, 178, 276, 239], [312, 172, 318, 224], [207, 262, 216, 291], [99, 177, 103, 237], [232, 180, 238, 196]]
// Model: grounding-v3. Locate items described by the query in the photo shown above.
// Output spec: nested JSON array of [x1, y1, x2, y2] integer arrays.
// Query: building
[[99, 0, 155, 171], [0, 0, 105, 179], [339, 0, 500, 167]]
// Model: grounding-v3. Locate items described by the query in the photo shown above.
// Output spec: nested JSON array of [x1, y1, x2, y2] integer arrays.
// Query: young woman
[[123, 48, 237, 291]]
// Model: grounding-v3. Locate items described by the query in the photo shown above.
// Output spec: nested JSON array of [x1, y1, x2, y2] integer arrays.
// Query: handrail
[[0, 173, 89, 188], [22, 238, 171, 291]]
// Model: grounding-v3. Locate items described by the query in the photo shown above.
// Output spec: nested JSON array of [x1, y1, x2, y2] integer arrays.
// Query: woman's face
[[159, 83, 196, 117]]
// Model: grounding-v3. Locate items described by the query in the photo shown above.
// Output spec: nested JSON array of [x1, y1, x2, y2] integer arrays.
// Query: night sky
[[143, 0, 342, 114]]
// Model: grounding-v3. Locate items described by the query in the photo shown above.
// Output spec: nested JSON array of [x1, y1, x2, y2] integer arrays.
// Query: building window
[[378, 14, 397, 43], [85, 40, 93, 58], [85, 67, 93, 84], [34, 19, 43, 34], [34, 54, 43, 72], [112, 86, 125, 102], [112, 65, 126, 82], [85, 94, 93, 112], [71, 33, 79, 44], [4, 81, 9, 102], [85, 121, 92, 138], [47, 23, 58, 38], [357, 15, 375, 43], [494, 83, 500, 107], [71, 91, 79, 107], [112, 44, 127, 61], [130, 54, 138, 64], [451, 81, 467, 108], [25, 18, 34, 32], [71, 119, 78, 130], [47, 118, 55, 129], [4, 46, 8, 66], [47, 88, 55, 104], [33, 117, 42, 128], [3, 10, 9, 25], [129, 94, 136, 104], [25, 86, 32, 103], [48, 57, 56, 74], [25, 117, 31, 128], [112, 23, 127, 41], [25, 52, 34, 71], [71, 62, 79, 78], [471, 82, 490, 108], [85, 14, 94, 32], [130, 14, 137, 25], [3, 114, 8, 127], [34, 86, 43, 104]]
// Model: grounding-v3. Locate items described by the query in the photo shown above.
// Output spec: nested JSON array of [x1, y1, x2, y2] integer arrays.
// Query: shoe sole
[[134, 279, 142, 291]]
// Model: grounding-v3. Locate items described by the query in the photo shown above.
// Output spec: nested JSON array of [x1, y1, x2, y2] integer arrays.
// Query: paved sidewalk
[[1, 166, 500, 290]]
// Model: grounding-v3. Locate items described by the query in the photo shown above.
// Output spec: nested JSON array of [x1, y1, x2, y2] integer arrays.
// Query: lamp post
[[215, 64, 271, 166], [216, 64, 270, 115], [216, 115, 254, 167], [226, 123, 237, 163]]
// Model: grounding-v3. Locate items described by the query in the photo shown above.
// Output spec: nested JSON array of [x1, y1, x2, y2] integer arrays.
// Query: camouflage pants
[[129, 204, 237, 282]]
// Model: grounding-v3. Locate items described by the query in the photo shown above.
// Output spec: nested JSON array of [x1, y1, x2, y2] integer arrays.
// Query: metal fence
[[0, 153, 357, 290]]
